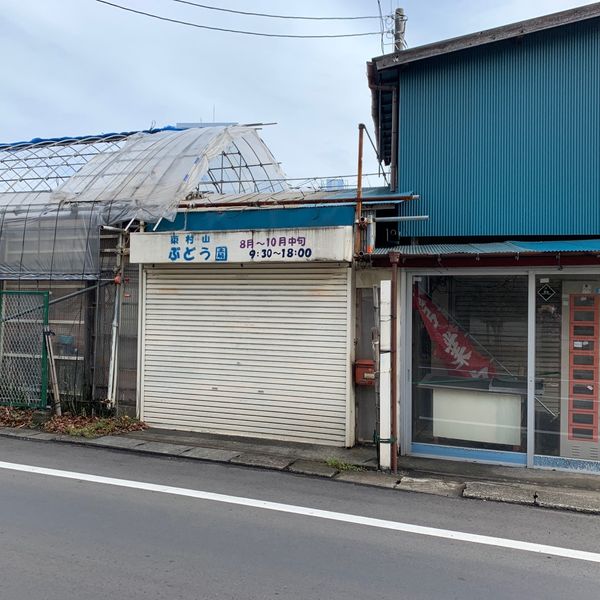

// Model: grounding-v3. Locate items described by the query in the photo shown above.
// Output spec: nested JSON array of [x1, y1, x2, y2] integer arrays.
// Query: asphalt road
[[0, 437, 599, 600]]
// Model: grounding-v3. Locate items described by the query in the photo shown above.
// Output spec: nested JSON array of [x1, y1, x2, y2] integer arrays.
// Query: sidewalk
[[2, 425, 600, 514]]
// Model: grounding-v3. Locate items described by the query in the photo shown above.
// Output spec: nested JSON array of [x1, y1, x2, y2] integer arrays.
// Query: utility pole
[[394, 8, 406, 51]]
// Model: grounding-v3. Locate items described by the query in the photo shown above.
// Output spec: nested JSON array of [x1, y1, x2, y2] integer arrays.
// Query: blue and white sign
[[130, 227, 353, 264]]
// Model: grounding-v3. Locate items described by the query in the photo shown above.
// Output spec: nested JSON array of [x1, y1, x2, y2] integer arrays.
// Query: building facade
[[368, 4, 600, 472]]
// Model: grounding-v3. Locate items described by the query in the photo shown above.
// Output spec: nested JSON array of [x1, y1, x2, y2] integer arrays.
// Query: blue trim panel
[[155, 205, 355, 232], [534, 455, 600, 473], [411, 442, 527, 466]]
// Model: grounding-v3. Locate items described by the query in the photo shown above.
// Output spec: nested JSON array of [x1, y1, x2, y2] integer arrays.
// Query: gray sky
[[0, 0, 594, 184]]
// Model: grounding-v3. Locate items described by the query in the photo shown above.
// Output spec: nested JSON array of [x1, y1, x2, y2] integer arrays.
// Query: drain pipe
[[390, 252, 400, 473]]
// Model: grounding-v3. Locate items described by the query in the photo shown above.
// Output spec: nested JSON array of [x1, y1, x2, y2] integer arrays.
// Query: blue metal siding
[[398, 20, 600, 237], [154, 205, 355, 232]]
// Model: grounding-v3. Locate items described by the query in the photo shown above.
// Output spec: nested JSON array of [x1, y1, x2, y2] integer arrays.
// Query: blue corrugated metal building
[[369, 3, 600, 239], [366, 5, 600, 474]]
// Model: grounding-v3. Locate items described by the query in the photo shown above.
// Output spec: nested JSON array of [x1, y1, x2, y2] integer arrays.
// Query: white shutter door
[[141, 264, 351, 446]]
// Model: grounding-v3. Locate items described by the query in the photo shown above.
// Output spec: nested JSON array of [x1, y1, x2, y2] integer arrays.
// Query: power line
[[376, 1, 385, 53], [169, 0, 381, 21], [95, 1, 381, 39]]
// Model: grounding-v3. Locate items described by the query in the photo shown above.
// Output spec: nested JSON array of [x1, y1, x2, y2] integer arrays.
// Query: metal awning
[[374, 239, 600, 257]]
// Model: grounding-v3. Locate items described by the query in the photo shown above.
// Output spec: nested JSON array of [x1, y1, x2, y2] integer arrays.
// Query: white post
[[527, 271, 536, 467], [379, 280, 392, 469]]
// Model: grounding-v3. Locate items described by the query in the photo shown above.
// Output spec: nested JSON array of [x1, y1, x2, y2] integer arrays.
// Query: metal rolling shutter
[[141, 264, 351, 446]]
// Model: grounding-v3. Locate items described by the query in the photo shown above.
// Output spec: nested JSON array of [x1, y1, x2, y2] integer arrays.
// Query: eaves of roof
[[372, 2, 600, 71]]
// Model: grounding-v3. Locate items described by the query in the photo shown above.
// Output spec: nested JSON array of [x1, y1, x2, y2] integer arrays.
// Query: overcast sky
[[0, 0, 594, 185]]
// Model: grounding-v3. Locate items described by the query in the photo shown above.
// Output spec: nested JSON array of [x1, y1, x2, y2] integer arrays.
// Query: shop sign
[[130, 227, 353, 264], [537, 284, 556, 302]]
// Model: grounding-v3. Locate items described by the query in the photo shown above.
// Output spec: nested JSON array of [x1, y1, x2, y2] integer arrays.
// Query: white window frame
[[398, 265, 600, 468]]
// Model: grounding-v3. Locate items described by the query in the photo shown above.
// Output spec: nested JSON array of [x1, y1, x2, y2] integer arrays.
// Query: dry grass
[[0, 406, 34, 429], [42, 414, 148, 438]]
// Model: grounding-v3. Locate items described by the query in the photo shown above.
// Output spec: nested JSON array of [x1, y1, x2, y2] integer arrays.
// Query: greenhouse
[[0, 124, 287, 413]]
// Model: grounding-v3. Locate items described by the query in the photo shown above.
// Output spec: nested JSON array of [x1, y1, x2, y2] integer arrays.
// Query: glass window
[[535, 276, 600, 463], [411, 275, 528, 452]]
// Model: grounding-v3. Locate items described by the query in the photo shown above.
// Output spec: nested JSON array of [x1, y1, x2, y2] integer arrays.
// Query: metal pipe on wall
[[355, 124, 366, 255], [106, 232, 125, 410]]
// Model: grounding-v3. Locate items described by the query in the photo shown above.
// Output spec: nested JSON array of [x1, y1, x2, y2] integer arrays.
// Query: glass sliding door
[[411, 274, 528, 461], [535, 275, 600, 470]]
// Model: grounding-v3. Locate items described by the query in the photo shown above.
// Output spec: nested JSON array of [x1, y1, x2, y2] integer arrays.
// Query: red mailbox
[[354, 359, 376, 386]]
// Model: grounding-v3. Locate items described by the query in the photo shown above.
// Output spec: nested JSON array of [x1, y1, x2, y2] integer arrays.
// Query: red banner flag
[[414, 289, 496, 379]]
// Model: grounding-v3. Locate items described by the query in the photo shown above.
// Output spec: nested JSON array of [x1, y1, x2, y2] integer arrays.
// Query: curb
[[2, 428, 599, 514]]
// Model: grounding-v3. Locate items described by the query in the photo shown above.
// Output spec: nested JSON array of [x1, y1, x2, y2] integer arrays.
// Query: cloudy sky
[[0, 0, 594, 184]]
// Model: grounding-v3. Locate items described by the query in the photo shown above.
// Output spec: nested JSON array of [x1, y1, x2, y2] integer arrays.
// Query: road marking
[[1, 459, 598, 564]]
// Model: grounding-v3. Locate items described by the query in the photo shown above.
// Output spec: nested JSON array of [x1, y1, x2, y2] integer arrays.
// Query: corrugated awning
[[374, 239, 600, 257], [180, 187, 414, 208]]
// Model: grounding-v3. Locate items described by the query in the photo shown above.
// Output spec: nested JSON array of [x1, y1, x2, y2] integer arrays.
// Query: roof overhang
[[372, 2, 600, 72], [374, 240, 600, 257], [371, 239, 600, 268], [180, 187, 416, 210]]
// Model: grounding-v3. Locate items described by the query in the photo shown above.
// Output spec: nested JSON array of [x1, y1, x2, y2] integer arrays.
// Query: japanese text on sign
[[129, 227, 353, 265], [168, 233, 228, 263], [240, 235, 312, 260]]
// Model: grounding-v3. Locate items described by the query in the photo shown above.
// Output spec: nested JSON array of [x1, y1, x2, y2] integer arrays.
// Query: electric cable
[[95, 0, 381, 38], [376, 0, 385, 53], [169, 0, 381, 20]]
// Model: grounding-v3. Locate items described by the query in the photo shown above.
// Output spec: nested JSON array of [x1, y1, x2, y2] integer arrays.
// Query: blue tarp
[[0, 125, 184, 150]]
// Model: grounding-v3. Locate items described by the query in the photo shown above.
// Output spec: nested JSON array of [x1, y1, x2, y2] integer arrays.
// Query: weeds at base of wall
[[0, 406, 147, 439], [43, 414, 148, 438], [326, 458, 365, 472]]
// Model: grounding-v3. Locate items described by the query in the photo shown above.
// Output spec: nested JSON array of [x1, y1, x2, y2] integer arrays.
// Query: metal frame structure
[[0, 127, 287, 196], [0, 125, 289, 412]]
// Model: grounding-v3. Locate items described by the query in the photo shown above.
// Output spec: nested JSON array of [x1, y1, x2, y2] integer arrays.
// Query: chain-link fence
[[0, 291, 49, 407]]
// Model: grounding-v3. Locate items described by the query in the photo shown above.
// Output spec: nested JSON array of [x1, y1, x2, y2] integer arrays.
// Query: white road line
[[1, 460, 598, 564]]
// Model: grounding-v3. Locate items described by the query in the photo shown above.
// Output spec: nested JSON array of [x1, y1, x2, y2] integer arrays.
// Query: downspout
[[389, 252, 400, 473], [390, 87, 399, 193]]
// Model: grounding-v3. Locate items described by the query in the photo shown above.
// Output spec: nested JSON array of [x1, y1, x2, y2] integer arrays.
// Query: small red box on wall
[[354, 359, 376, 386]]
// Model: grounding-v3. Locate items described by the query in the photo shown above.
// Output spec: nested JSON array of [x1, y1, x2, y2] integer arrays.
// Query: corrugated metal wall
[[397, 19, 600, 237], [141, 264, 352, 446]]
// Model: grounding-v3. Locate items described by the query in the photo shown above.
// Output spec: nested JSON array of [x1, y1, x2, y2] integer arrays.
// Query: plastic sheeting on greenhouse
[[0, 125, 287, 280], [0, 192, 99, 280]]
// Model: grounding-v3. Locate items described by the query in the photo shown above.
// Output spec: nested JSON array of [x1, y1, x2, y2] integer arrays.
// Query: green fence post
[[40, 292, 50, 409]]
